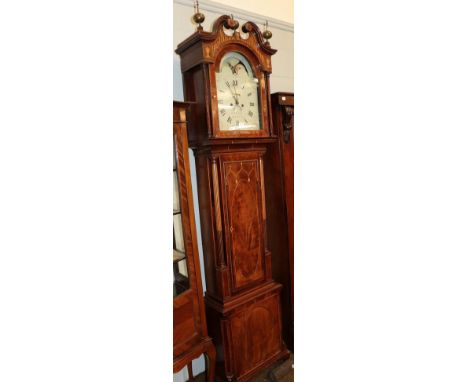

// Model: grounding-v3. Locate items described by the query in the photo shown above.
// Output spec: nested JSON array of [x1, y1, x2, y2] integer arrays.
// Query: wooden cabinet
[[173, 101, 215, 381], [176, 15, 289, 382], [264, 92, 294, 350]]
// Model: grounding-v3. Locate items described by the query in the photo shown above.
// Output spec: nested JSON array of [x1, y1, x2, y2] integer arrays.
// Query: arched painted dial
[[215, 52, 261, 131]]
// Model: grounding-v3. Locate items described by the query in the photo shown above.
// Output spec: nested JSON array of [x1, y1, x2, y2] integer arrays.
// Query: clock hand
[[231, 82, 241, 106], [225, 81, 239, 106], [228, 62, 236, 74]]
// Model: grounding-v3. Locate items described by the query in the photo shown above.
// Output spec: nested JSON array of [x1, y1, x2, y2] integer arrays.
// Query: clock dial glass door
[[216, 52, 261, 131]]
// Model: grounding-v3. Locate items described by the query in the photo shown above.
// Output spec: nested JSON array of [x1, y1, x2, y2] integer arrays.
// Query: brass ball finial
[[262, 20, 272, 41], [193, 12, 205, 25], [192, 0, 205, 28]]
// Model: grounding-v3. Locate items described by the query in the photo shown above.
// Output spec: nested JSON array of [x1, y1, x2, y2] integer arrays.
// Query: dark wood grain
[[264, 92, 294, 351], [205, 282, 288, 382], [221, 152, 265, 293]]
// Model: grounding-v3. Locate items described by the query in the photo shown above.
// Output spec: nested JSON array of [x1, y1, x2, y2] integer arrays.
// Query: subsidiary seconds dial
[[215, 52, 261, 131]]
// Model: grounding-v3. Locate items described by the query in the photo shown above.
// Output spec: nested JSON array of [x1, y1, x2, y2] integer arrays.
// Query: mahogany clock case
[[176, 15, 290, 382], [193, 140, 289, 382]]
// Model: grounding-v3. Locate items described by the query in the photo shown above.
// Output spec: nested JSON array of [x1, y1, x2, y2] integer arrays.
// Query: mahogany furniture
[[176, 15, 289, 382], [173, 101, 215, 382], [264, 92, 294, 351]]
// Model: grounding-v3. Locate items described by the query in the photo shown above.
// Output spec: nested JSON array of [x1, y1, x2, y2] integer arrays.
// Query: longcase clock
[[176, 15, 289, 381]]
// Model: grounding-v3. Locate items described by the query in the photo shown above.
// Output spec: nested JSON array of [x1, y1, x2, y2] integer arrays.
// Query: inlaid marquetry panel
[[221, 155, 265, 291]]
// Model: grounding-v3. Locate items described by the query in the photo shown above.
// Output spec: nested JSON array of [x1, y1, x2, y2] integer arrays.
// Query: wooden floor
[[194, 354, 294, 382]]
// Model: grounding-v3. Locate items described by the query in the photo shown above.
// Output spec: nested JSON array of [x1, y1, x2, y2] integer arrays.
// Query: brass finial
[[262, 20, 272, 41], [192, 0, 205, 29]]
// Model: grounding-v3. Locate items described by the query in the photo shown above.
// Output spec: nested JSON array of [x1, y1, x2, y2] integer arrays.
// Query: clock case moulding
[[176, 15, 290, 382]]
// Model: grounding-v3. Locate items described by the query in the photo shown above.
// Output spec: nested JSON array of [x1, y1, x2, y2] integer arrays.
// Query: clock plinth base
[[205, 281, 289, 382]]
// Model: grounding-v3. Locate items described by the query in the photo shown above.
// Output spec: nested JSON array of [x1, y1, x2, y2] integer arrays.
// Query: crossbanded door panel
[[220, 152, 266, 292], [229, 294, 282, 377]]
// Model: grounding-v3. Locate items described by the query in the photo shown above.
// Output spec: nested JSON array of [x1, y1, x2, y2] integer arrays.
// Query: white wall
[[173, 1, 293, 380], [209, 0, 293, 24]]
